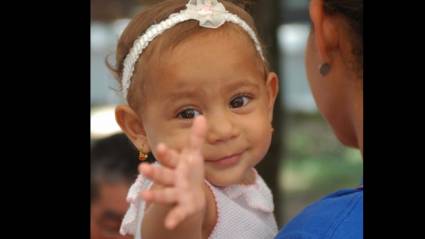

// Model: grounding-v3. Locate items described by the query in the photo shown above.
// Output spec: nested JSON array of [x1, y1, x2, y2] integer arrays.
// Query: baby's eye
[[230, 95, 250, 108], [177, 108, 201, 119]]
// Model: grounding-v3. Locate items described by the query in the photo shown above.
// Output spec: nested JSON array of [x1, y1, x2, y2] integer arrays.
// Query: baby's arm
[[139, 116, 215, 239]]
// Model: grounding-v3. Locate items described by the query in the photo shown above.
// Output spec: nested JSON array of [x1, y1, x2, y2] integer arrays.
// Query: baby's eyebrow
[[163, 78, 260, 103], [224, 80, 260, 92]]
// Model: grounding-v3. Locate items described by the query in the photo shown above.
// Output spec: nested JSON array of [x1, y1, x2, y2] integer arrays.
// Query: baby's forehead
[[184, 26, 255, 49], [135, 25, 262, 76], [159, 28, 261, 68], [153, 36, 259, 73]]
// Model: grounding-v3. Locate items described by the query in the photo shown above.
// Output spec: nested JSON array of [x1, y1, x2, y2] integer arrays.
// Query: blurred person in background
[[91, 133, 141, 239], [276, 0, 363, 238]]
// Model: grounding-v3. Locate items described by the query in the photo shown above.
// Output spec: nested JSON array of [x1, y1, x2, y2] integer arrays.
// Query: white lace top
[[120, 168, 278, 239]]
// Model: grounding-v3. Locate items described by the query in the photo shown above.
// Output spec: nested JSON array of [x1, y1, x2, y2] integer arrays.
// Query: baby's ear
[[265, 72, 279, 122], [115, 105, 150, 152]]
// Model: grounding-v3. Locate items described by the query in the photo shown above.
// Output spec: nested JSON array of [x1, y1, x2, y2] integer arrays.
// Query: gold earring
[[139, 149, 148, 161]]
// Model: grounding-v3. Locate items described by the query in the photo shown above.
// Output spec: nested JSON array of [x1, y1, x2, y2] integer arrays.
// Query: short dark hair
[[324, 0, 363, 74], [91, 133, 139, 202]]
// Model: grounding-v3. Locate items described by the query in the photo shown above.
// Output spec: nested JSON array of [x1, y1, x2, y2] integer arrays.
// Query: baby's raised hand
[[139, 116, 208, 230]]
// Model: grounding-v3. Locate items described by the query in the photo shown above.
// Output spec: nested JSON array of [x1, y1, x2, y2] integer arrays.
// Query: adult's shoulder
[[275, 188, 363, 239]]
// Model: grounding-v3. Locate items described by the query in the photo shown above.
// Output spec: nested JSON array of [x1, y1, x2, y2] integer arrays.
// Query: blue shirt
[[275, 186, 363, 239]]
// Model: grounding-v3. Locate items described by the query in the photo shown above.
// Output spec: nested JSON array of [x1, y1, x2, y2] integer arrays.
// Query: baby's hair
[[107, 0, 269, 110], [324, 0, 363, 75]]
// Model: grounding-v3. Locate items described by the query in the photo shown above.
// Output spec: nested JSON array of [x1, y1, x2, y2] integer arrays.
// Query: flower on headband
[[185, 0, 227, 28]]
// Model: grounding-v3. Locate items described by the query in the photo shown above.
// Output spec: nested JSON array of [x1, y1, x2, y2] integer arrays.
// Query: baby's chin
[[205, 166, 256, 187]]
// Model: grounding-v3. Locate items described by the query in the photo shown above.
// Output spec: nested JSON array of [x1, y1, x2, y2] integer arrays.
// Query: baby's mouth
[[206, 149, 246, 167]]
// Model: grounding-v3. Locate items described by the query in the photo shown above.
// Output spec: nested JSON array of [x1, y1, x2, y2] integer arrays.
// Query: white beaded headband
[[121, 0, 265, 99]]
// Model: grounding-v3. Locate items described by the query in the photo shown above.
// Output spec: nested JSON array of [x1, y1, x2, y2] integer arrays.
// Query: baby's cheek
[[248, 125, 271, 160], [149, 133, 188, 152]]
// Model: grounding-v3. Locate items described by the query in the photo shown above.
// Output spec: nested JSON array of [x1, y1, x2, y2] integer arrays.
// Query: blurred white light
[[91, 22, 110, 51], [277, 23, 310, 54], [111, 18, 131, 37], [91, 106, 122, 139]]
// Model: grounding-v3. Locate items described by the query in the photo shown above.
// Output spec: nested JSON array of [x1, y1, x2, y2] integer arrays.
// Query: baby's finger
[[188, 116, 207, 156], [140, 187, 177, 204], [155, 143, 178, 168], [175, 155, 191, 189], [139, 163, 175, 186], [165, 206, 188, 230]]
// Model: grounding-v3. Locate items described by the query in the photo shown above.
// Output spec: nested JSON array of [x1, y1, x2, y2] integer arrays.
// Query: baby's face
[[138, 31, 278, 186]]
